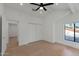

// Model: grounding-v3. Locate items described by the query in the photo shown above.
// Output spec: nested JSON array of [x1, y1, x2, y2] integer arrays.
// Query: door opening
[[6, 23, 19, 52]]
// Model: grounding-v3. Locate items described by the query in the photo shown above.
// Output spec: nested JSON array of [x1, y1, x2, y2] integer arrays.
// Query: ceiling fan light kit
[[40, 7, 43, 10], [30, 3, 54, 11]]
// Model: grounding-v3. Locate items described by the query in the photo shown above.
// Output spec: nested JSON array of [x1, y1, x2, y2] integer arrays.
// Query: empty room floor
[[4, 40, 79, 56]]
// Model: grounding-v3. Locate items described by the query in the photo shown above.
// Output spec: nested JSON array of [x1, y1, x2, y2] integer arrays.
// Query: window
[[75, 23, 79, 43], [65, 22, 79, 43]]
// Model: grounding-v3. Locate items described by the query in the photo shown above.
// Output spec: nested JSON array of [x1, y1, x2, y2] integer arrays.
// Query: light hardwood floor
[[5, 37, 18, 53], [5, 40, 79, 56]]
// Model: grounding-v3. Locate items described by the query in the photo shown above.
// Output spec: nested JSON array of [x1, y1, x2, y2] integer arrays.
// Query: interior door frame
[[7, 20, 19, 45]]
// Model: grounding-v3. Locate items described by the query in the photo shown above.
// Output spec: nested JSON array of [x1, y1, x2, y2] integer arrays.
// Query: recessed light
[[55, 3, 58, 5], [20, 3, 23, 6]]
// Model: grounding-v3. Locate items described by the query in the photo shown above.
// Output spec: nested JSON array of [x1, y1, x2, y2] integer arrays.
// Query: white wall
[[44, 9, 79, 49], [2, 6, 43, 54], [42, 10, 70, 42], [0, 4, 8, 55], [54, 13, 79, 48], [0, 4, 3, 16]]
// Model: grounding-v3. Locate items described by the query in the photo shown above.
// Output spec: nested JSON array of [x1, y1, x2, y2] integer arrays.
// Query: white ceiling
[[3, 3, 79, 18], [4, 3, 70, 12]]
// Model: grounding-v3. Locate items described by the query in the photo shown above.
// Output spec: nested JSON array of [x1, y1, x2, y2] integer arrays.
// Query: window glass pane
[[65, 23, 74, 41], [75, 23, 79, 43]]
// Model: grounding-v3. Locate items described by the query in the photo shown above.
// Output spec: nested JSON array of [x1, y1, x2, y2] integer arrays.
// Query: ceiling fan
[[30, 3, 54, 11]]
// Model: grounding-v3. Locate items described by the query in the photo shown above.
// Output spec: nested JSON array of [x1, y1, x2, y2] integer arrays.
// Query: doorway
[[7, 22, 19, 52]]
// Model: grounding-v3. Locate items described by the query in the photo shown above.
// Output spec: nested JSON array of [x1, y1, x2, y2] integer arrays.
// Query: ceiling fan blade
[[43, 6, 47, 11], [32, 7, 40, 11], [30, 3, 40, 6], [43, 3, 54, 6], [36, 7, 40, 11]]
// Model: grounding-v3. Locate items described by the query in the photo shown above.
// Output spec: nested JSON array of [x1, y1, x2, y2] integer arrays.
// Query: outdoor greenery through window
[[65, 22, 79, 43]]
